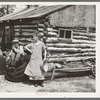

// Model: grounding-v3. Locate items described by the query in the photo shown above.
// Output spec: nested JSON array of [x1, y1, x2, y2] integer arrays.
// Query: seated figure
[[6, 39, 24, 67], [5, 40, 31, 82]]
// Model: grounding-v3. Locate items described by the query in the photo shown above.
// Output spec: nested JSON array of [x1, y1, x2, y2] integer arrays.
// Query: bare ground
[[0, 61, 95, 92], [0, 73, 95, 92]]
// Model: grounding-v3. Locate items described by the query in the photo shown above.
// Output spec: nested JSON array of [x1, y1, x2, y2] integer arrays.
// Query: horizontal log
[[14, 30, 36, 33], [47, 47, 95, 53], [39, 32, 44, 35], [47, 52, 95, 58], [21, 25, 38, 27], [47, 32, 58, 37], [19, 41, 29, 46], [38, 28, 44, 32], [72, 39, 95, 44], [21, 27, 38, 29], [15, 32, 34, 36], [14, 25, 20, 28], [46, 38, 95, 44], [14, 25, 38, 29], [46, 43, 95, 48], [46, 40, 95, 44], [49, 50, 95, 56], [22, 29, 37, 32], [38, 24, 45, 28], [22, 32, 34, 35], [73, 30, 86, 33], [73, 36, 95, 41], [15, 32, 20, 35], [47, 28, 58, 33], [15, 35, 33, 38], [19, 38, 32, 42], [73, 32, 95, 37], [14, 29, 20, 31], [19, 37, 32, 40], [14, 25, 37, 27], [46, 37, 58, 43], [47, 56, 95, 63]]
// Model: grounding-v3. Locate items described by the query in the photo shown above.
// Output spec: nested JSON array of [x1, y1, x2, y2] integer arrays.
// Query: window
[[59, 29, 72, 40]]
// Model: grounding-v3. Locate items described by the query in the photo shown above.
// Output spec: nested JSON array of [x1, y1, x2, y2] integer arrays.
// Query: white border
[[0, 2, 99, 98]]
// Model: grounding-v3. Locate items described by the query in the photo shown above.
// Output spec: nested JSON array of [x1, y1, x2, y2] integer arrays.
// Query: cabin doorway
[[1, 25, 14, 51]]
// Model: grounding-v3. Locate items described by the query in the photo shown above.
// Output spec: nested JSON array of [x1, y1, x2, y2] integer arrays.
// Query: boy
[[6, 39, 24, 67]]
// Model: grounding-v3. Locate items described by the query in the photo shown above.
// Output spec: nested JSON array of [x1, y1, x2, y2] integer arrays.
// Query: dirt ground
[[0, 61, 95, 92], [0, 72, 95, 92]]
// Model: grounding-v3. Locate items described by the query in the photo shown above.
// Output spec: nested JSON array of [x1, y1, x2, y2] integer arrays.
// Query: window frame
[[58, 28, 73, 41]]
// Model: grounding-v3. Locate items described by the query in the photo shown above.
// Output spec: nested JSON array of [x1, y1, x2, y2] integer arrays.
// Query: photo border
[[0, 0, 99, 99]]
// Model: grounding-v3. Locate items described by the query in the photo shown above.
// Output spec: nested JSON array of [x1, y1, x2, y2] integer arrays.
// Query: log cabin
[[0, 5, 96, 64]]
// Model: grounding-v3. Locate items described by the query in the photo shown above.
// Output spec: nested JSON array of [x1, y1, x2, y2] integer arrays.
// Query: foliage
[[0, 5, 16, 17]]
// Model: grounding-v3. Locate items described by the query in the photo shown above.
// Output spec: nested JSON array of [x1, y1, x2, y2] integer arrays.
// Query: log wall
[[13, 22, 95, 63], [45, 26, 96, 63], [14, 22, 46, 46]]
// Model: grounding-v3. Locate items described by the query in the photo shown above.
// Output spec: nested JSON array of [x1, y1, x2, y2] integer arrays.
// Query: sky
[[15, 5, 26, 11]]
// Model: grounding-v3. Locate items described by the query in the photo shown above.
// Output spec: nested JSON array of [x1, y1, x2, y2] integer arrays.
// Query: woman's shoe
[[34, 84, 38, 87], [39, 83, 44, 87]]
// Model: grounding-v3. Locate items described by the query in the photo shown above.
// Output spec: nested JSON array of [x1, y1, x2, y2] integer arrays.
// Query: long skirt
[[24, 58, 44, 80]]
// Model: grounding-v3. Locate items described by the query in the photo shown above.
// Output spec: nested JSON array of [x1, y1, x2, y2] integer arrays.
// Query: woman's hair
[[33, 33, 39, 37]]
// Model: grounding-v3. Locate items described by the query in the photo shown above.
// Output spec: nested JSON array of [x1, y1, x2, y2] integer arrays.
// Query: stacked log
[[48, 52, 95, 58], [14, 23, 95, 63], [47, 43, 95, 48], [14, 25, 34, 45], [48, 56, 95, 63], [45, 27, 95, 63]]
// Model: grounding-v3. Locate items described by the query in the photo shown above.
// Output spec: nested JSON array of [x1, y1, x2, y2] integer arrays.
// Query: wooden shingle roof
[[0, 5, 70, 21]]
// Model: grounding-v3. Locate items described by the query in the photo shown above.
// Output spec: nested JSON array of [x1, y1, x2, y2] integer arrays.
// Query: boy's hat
[[12, 39, 19, 43]]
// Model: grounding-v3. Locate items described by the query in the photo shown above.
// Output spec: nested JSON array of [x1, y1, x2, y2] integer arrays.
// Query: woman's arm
[[42, 42, 47, 61], [24, 43, 32, 54], [43, 49, 47, 61]]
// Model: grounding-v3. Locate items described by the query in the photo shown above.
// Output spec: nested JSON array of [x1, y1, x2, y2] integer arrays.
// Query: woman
[[24, 33, 47, 87]]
